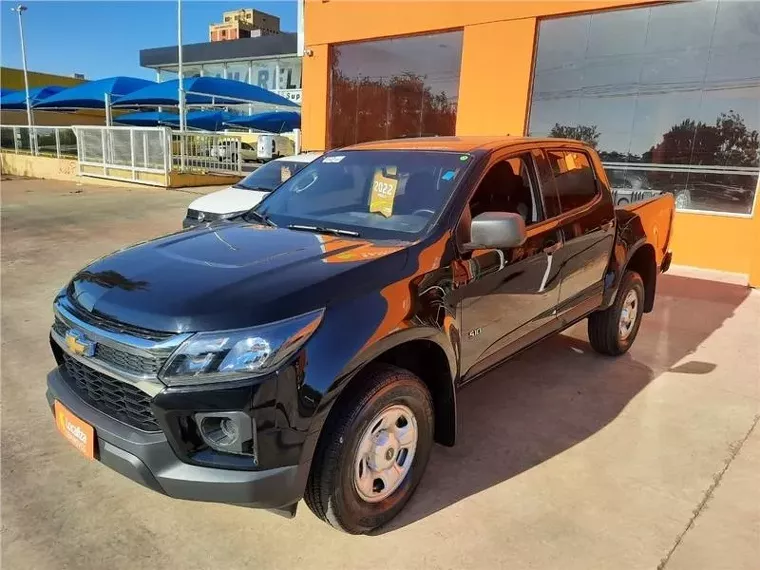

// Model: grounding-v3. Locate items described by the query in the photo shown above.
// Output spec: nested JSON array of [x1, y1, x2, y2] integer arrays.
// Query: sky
[[1, 0, 298, 80]]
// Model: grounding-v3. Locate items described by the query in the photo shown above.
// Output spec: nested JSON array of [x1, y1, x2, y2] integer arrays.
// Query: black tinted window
[[546, 150, 598, 212], [236, 160, 310, 192]]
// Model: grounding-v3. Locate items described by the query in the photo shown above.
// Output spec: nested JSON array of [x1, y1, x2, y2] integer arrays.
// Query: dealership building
[[140, 32, 302, 105], [301, 0, 760, 285]]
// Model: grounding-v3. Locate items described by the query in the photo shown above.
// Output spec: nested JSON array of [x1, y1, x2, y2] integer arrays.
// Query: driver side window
[[468, 153, 543, 225]]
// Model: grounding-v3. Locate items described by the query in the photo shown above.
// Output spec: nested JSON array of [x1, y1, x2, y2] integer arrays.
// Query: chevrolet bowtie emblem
[[65, 329, 96, 357]]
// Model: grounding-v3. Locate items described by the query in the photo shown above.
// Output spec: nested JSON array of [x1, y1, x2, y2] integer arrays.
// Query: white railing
[[171, 132, 243, 175], [75, 125, 171, 186], [0, 125, 78, 158]]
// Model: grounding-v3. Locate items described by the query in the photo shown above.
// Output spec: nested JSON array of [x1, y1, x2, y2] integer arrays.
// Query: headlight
[[159, 309, 324, 386]]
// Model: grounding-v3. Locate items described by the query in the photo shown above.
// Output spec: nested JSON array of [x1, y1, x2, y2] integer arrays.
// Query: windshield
[[250, 150, 473, 240], [235, 159, 311, 192]]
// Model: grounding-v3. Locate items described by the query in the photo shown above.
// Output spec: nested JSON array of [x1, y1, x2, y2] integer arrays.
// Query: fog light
[[195, 411, 256, 457]]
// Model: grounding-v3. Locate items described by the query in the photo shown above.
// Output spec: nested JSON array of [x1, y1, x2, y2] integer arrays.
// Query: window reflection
[[529, 0, 759, 214], [328, 31, 463, 149]]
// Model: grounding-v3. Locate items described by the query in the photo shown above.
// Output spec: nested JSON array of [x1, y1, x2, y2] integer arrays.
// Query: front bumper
[[46, 368, 309, 509], [182, 216, 200, 229]]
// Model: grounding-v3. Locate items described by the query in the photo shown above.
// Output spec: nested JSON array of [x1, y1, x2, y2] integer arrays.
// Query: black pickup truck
[[47, 136, 674, 534]]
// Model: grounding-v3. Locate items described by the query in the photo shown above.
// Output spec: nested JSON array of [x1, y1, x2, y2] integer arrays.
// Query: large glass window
[[529, 1, 759, 214], [328, 31, 464, 149], [226, 61, 249, 83], [202, 63, 226, 79]]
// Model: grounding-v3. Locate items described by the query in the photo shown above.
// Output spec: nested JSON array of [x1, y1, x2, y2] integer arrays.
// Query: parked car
[[47, 136, 674, 534], [209, 141, 258, 163], [257, 134, 294, 161], [183, 152, 322, 228], [607, 169, 692, 209]]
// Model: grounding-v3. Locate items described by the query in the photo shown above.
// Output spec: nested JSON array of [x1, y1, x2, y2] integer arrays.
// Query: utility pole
[[177, 0, 186, 132], [12, 4, 35, 153], [177, 0, 186, 168]]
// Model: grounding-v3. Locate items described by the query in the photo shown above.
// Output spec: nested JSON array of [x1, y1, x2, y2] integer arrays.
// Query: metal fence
[[172, 132, 243, 175], [0, 125, 78, 158], [75, 126, 171, 186]]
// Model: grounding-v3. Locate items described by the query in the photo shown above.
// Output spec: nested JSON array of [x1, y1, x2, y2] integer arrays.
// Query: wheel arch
[[308, 328, 459, 465], [603, 239, 657, 313]]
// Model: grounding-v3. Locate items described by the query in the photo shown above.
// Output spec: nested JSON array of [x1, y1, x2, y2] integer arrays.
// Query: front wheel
[[304, 364, 434, 534], [588, 270, 645, 356]]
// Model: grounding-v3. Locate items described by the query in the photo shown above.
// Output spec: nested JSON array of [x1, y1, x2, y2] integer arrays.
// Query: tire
[[304, 364, 434, 534], [588, 270, 645, 356]]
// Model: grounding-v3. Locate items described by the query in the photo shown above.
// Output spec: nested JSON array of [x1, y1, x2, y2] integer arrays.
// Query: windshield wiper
[[233, 184, 269, 191], [287, 224, 360, 237], [244, 209, 276, 227]]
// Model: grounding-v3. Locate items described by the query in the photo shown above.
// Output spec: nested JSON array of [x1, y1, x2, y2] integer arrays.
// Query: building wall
[[302, 0, 760, 284], [1, 67, 86, 90]]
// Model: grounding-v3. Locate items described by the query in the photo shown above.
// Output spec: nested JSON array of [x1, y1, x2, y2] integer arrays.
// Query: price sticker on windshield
[[369, 166, 399, 218], [280, 166, 292, 182]]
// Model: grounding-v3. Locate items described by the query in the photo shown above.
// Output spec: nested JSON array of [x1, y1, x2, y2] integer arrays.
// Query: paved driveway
[[2, 178, 758, 569]]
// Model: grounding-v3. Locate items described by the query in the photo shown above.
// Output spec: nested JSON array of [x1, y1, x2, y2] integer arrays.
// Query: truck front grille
[[54, 317, 165, 376], [61, 354, 160, 432]]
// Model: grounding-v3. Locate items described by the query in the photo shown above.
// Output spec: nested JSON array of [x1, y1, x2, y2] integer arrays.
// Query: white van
[[256, 134, 293, 161], [183, 152, 322, 228]]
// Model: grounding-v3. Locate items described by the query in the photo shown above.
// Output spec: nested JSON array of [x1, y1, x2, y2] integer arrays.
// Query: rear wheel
[[588, 270, 645, 356], [304, 364, 434, 534]]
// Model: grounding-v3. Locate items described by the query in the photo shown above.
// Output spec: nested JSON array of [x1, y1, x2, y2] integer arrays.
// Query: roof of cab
[[339, 136, 587, 153]]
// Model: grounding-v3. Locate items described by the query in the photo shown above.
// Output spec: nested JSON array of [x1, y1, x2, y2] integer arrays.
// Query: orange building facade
[[301, 0, 760, 286]]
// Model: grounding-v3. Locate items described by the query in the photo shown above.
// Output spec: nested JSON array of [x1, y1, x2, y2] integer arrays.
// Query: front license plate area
[[54, 400, 95, 460]]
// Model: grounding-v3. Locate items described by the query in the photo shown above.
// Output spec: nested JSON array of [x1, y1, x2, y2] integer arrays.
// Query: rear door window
[[545, 150, 598, 212]]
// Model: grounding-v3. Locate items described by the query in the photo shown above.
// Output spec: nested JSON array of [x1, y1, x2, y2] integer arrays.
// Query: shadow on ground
[[377, 274, 750, 533]]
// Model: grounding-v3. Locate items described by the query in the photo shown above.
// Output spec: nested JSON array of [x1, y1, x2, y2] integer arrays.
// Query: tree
[[641, 110, 759, 204], [643, 111, 759, 168], [549, 123, 600, 148], [328, 60, 457, 148]]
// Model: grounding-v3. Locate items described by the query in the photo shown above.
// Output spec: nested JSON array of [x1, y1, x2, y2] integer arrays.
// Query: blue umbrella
[[33, 77, 155, 109], [225, 111, 301, 133], [113, 77, 298, 108], [1, 86, 66, 109], [114, 111, 179, 127], [163, 110, 239, 131]]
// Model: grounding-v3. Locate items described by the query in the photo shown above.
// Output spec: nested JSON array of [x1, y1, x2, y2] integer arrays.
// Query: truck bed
[[616, 193, 675, 268]]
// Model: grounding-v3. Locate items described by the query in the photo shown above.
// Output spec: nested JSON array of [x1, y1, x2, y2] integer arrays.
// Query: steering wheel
[[413, 209, 435, 216]]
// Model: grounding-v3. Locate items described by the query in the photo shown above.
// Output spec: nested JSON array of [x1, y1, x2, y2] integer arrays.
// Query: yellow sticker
[[280, 166, 292, 182], [369, 166, 399, 218]]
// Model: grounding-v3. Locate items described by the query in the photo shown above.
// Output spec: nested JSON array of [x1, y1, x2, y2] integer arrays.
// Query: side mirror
[[463, 212, 527, 250]]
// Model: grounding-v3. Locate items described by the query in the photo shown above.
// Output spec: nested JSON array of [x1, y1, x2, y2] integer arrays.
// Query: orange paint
[[456, 19, 537, 137], [300, 43, 329, 152], [304, 0, 656, 47], [363, 234, 449, 350], [672, 209, 760, 286]]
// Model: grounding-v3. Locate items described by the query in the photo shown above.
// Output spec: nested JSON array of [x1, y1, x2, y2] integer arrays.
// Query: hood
[[188, 187, 269, 215], [66, 222, 408, 333]]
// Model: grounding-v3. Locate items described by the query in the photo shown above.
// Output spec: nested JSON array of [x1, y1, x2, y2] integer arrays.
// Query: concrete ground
[[2, 177, 758, 569]]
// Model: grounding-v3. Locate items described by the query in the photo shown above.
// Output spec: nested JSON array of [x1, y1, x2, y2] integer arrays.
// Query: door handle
[[544, 242, 562, 254]]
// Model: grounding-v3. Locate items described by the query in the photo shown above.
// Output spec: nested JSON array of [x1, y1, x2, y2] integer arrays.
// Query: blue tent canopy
[[0, 86, 66, 109], [34, 77, 155, 109], [114, 111, 179, 127], [0, 88, 18, 97], [164, 110, 239, 131], [225, 111, 301, 133], [113, 77, 299, 108]]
